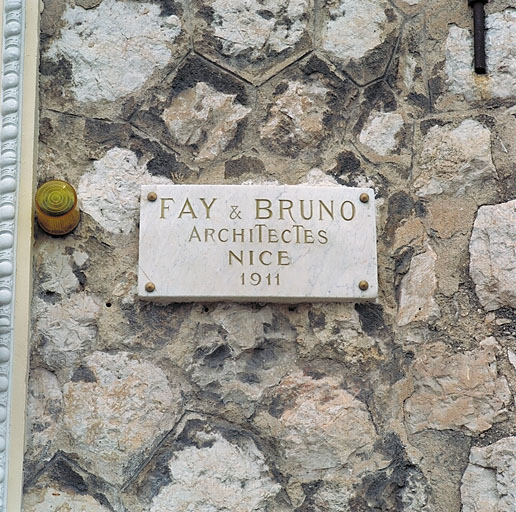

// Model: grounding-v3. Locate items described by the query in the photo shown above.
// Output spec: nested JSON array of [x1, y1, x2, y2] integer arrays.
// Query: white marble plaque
[[138, 185, 377, 302]]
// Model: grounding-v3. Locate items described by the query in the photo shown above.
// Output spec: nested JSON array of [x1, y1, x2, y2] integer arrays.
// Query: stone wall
[[23, 0, 516, 510]]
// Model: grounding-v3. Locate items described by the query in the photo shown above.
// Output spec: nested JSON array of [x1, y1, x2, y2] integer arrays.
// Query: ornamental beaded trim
[[0, 0, 24, 508]]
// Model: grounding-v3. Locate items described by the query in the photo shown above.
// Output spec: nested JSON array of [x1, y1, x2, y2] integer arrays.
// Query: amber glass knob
[[35, 180, 80, 235]]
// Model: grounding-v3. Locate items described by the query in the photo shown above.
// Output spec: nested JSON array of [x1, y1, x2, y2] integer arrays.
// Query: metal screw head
[[359, 280, 369, 291], [360, 193, 369, 203], [147, 192, 157, 202], [145, 282, 156, 293]]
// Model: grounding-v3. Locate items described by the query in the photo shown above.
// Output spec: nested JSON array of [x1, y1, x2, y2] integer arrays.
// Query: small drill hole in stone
[[105, 302, 112, 308]]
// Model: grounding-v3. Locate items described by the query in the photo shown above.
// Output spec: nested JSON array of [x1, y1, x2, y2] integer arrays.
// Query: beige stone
[[393, 217, 426, 249], [397, 245, 441, 326], [301, 168, 339, 186], [62, 351, 182, 485], [162, 82, 251, 161], [24, 487, 111, 512], [508, 349, 516, 371], [434, 242, 463, 297], [260, 80, 329, 155], [167, 304, 297, 420], [405, 339, 511, 434], [256, 372, 387, 482], [426, 197, 476, 239], [469, 199, 516, 311], [414, 120, 496, 198], [210, 304, 280, 354], [292, 303, 380, 363]]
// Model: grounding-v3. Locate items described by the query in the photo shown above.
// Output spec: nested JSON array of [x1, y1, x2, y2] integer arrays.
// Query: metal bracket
[[468, 0, 488, 74]]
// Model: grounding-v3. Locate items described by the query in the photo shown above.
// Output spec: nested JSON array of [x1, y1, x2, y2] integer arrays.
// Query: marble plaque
[[138, 185, 378, 302]]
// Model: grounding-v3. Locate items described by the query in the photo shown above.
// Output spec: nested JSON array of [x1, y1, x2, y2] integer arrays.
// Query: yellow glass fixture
[[35, 180, 80, 235]]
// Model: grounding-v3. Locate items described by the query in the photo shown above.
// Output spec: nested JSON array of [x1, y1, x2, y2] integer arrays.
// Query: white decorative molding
[[0, 0, 24, 508]]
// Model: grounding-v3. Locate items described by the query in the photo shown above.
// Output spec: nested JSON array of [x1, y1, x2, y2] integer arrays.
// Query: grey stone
[[402, 468, 430, 511], [75, 0, 103, 8], [45, 0, 185, 103], [461, 437, 516, 512], [409, 430, 472, 512], [24, 369, 63, 474], [78, 148, 170, 235], [445, 10, 516, 102], [40, 0, 67, 37], [23, 457, 122, 511], [359, 111, 405, 156], [387, 15, 429, 115], [184, 305, 297, 417], [149, 432, 280, 511], [36, 243, 80, 297], [193, 0, 314, 82], [320, 0, 401, 84], [34, 293, 101, 372]]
